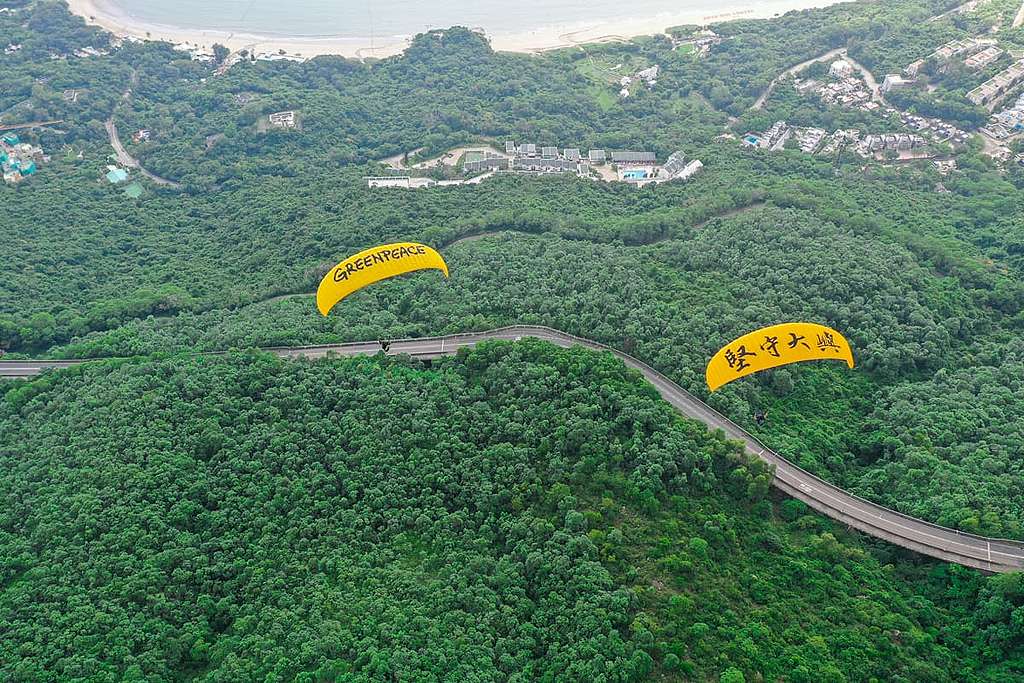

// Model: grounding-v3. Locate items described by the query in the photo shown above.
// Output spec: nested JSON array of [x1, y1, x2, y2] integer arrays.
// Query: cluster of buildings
[[251, 51, 306, 63], [619, 65, 660, 98], [460, 142, 600, 175], [671, 29, 721, 57], [1, 133, 45, 184], [902, 36, 1024, 113], [171, 43, 306, 73], [742, 121, 927, 158], [743, 121, 794, 151], [898, 111, 971, 145], [660, 151, 704, 182], [965, 46, 1003, 69], [900, 38, 1000, 79], [73, 46, 110, 58], [967, 59, 1024, 111], [982, 92, 1024, 140], [173, 43, 216, 62], [795, 58, 969, 144], [897, 37, 1016, 112], [369, 143, 703, 189], [469, 142, 702, 186], [4, 43, 21, 55], [856, 133, 927, 157], [796, 60, 881, 111], [928, 37, 999, 67]]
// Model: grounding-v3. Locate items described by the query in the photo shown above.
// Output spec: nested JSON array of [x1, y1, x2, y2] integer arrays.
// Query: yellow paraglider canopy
[[316, 242, 449, 316], [706, 322, 854, 392]]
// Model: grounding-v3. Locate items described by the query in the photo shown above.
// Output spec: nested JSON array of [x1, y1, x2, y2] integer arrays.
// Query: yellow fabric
[[316, 242, 449, 316], [706, 322, 854, 391]]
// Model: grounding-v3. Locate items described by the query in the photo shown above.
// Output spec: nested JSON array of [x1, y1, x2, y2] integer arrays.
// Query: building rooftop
[[105, 168, 128, 184], [662, 150, 687, 176], [611, 151, 656, 163]]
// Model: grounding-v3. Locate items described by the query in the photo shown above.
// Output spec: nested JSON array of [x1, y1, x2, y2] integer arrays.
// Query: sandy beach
[[68, 0, 847, 59]]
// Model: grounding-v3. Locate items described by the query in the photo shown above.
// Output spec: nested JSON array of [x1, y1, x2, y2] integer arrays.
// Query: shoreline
[[68, 0, 848, 59]]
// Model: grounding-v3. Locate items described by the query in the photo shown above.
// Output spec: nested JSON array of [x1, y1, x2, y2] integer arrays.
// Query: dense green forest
[[4, 0, 1024, 678], [3, 343, 1023, 680]]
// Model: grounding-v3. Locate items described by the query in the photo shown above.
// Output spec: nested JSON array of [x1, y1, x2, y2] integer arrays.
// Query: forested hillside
[[16, 171, 1024, 540], [4, 0, 1024, 679], [2, 342, 1023, 681]]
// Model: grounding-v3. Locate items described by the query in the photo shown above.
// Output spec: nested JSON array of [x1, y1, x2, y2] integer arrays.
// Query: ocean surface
[[97, 0, 797, 38]]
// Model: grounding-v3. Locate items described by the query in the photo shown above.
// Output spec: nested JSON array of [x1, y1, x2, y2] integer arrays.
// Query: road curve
[[751, 47, 845, 110], [4, 325, 1023, 573], [105, 118, 181, 188]]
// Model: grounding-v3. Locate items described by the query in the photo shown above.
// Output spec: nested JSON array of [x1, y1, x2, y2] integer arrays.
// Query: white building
[[268, 111, 297, 128], [366, 176, 412, 189], [636, 65, 660, 82], [904, 59, 926, 78], [677, 159, 703, 180], [829, 60, 853, 78], [881, 74, 913, 94]]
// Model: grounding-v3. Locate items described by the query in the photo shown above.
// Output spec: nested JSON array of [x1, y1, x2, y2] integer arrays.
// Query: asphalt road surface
[[4, 325, 1023, 573]]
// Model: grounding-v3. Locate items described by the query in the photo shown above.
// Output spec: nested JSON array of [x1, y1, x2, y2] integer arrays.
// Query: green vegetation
[[2, 342, 1023, 680], [3, 0, 1024, 678]]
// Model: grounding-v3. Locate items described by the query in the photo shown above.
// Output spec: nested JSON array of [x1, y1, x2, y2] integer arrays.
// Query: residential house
[[268, 111, 297, 128]]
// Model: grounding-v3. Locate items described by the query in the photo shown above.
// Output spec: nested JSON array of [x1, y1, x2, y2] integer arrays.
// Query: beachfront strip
[[368, 143, 703, 189]]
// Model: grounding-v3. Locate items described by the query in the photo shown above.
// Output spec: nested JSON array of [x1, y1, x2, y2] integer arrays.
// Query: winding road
[[751, 48, 883, 111], [4, 325, 1023, 573], [106, 118, 181, 188], [106, 70, 181, 188], [751, 48, 845, 110]]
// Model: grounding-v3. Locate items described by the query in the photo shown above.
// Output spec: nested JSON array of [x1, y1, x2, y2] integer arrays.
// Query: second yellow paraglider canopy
[[706, 322, 854, 391], [316, 242, 449, 316]]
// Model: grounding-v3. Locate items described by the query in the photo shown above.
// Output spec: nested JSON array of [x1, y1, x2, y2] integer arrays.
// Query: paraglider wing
[[705, 322, 854, 392], [316, 242, 449, 316]]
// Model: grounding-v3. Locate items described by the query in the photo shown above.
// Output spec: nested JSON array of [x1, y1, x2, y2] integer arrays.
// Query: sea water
[[97, 0, 799, 39]]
